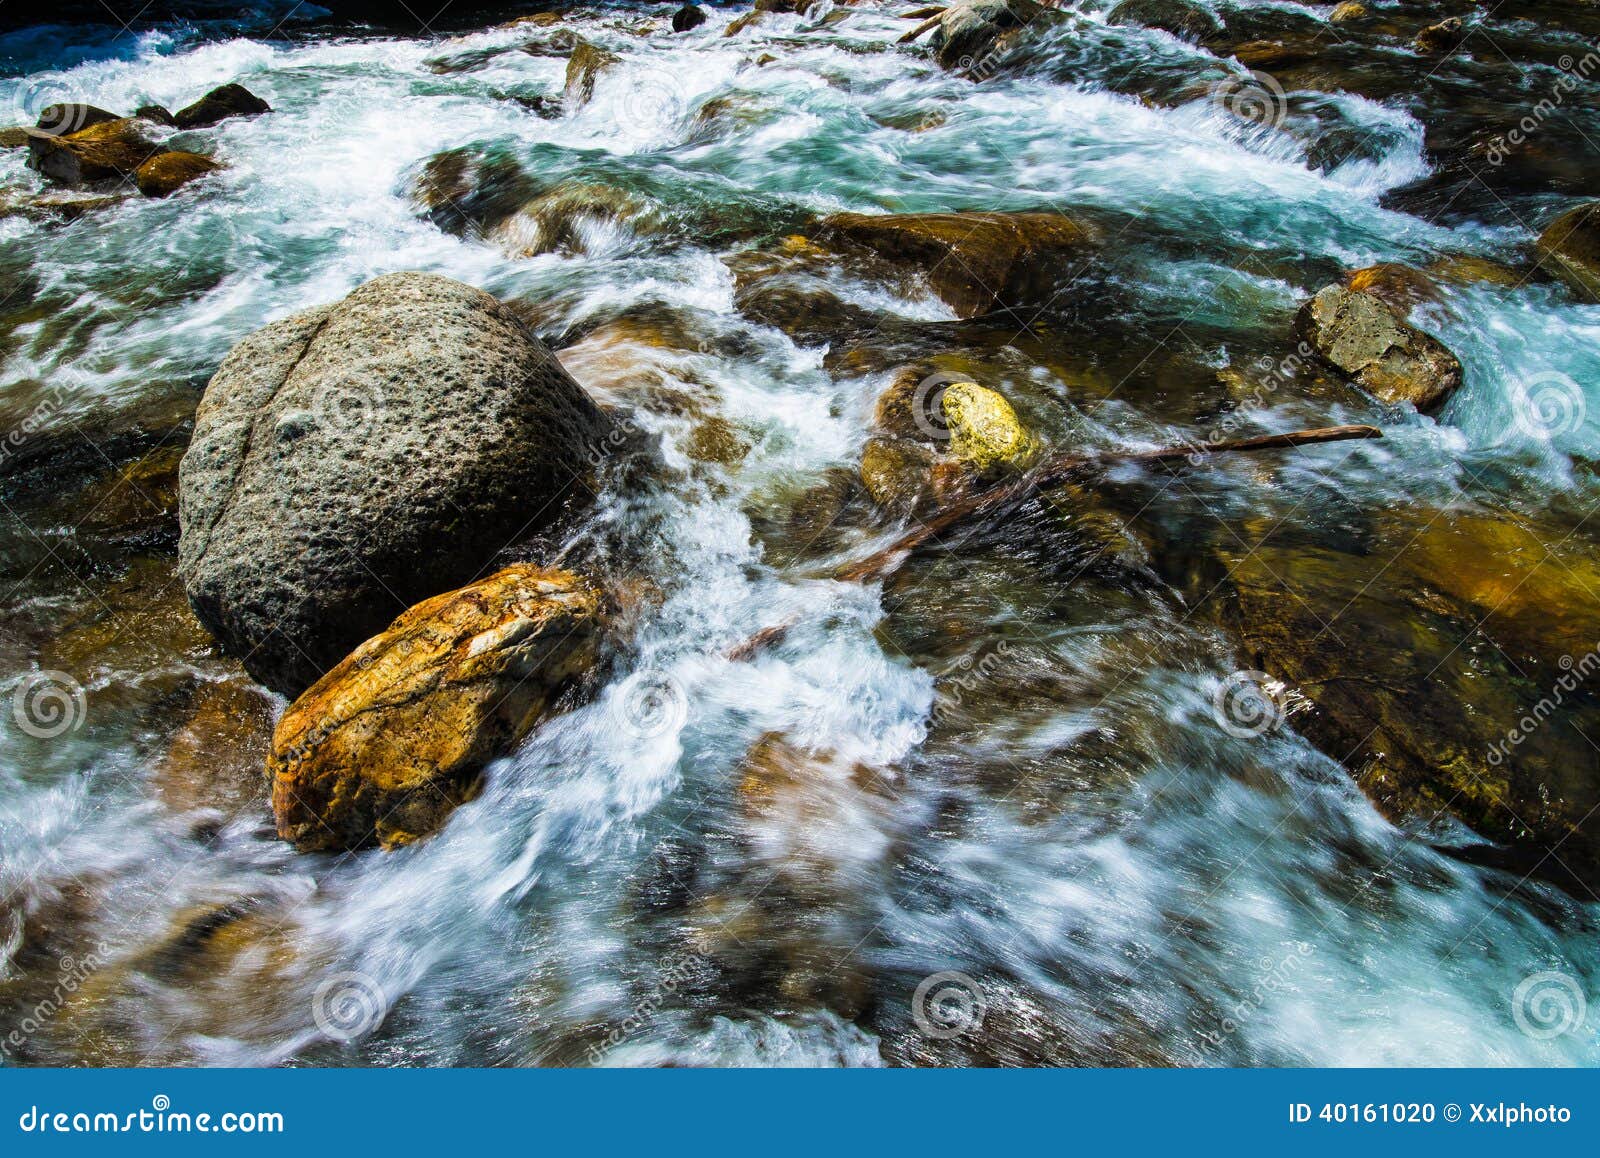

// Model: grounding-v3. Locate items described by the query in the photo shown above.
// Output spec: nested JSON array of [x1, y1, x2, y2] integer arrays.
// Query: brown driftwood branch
[[898, 13, 946, 42], [899, 5, 948, 18], [721, 424, 1382, 662], [832, 423, 1382, 584]]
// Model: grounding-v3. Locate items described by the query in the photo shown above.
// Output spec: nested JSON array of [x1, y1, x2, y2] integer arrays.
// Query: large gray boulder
[[178, 272, 610, 696]]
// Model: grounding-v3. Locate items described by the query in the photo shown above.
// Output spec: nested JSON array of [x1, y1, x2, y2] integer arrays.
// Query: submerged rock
[[820, 210, 1093, 319], [26, 118, 159, 185], [565, 39, 621, 106], [177, 271, 610, 697], [269, 564, 605, 852], [134, 150, 221, 197], [1220, 512, 1600, 894], [1293, 285, 1462, 412], [1107, 0, 1222, 44], [1413, 17, 1465, 55], [173, 83, 270, 129], [1536, 201, 1600, 302]]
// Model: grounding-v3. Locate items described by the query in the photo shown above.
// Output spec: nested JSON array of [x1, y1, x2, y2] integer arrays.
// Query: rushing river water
[[0, 0, 1598, 1066]]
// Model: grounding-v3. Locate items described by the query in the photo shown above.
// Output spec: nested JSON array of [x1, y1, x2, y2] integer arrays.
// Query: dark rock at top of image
[[672, 4, 708, 32], [177, 271, 611, 697]]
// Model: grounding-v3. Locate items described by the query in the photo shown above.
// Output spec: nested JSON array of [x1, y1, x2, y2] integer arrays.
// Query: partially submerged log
[[723, 423, 1381, 664], [833, 423, 1382, 583]]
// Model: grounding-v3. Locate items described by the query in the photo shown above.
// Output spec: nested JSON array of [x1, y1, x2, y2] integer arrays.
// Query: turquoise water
[[0, 1, 1597, 1066]]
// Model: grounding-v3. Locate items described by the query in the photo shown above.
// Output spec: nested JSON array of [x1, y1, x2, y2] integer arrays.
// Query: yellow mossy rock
[[940, 381, 1031, 474], [269, 564, 606, 852]]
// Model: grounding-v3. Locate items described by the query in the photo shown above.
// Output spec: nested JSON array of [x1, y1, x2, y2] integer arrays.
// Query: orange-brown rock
[[26, 118, 160, 185], [134, 150, 221, 197], [1341, 262, 1442, 315], [269, 564, 606, 852], [819, 210, 1094, 318]]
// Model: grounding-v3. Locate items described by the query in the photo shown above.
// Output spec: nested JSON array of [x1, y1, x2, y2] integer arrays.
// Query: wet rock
[[133, 150, 221, 197], [1220, 511, 1600, 894], [1340, 262, 1442, 316], [942, 380, 1031, 474], [269, 564, 605, 852], [177, 271, 611, 697], [1293, 285, 1462, 412], [35, 103, 120, 135], [931, 0, 1058, 72], [1229, 39, 1318, 71], [1535, 201, 1600, 302], [819, 210, 1094, 319], [859, 435, 941, 512], [1327, 2, 1367, 24], [173, 83, 270, 129], [724, 11, 763, 35], [135, 104, 177, 125], [1107, 0, 1222, 44], [684, 415, 752, 465], [672, 2, 707, 30], [491, 180, 650, 257], [565, 39, 621, 106], [26, 118, 159, 185], [0, 126, 29, 147], [1413, 17, 1465, 55]]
